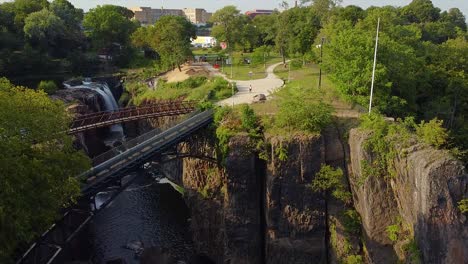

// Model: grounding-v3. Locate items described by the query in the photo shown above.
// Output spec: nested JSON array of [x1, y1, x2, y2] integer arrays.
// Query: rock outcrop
[[168, 131, 328, 263], [348, 128, 468, 264], [265, 135, 327, 264]]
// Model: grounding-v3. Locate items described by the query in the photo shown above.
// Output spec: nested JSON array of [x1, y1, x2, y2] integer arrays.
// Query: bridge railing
[[91, 111, 200, 166], [69, 100, 198, 133], [80, 110, 214, 196]]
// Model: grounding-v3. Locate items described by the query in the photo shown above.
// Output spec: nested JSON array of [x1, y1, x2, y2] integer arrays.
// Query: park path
[[200, 61, 286, 106]]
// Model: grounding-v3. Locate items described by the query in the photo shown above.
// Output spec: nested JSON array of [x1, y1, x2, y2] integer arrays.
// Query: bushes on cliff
[[311, 164, 352, 203], [266, 84, 333, 134], [214, 105, 262, 163], [359, 113, 451, 179]]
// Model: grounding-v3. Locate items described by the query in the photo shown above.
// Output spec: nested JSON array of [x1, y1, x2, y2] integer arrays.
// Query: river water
[[88, 169, 194, 263]]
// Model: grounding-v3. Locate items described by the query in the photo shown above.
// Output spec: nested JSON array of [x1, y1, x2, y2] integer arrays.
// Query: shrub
[[342, 209, 361, 235], [458, 199, 468, 213], [312, 164, 351, 203], [345, 255, 363, 264], [37, 80, 58, 94], [416, 118, 448, 148], [386, 224, 400, 242]]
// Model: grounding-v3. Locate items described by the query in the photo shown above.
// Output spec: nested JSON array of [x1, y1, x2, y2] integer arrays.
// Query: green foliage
[[403, 239, 422, 264], [415, 118, 448, 148], [130, 76, 232, 105], [345, 255, 364, 264], [386, 224, 400, 242], [210, 6, 245, 51], [274, 145, 288, 161], [132, 15, 195, 71], [214, 105, 263, 163], [360, 113, 454, 178], [240, 104, 258, 132], [342, 209, 361, 235], [273, 85, 333, 133], [312, 164, 351, 203], [24, 9, 65, 48], [83, 5, 138, 50], [458, 199, 468, 213], [0, 78, 91, 262], [37, 80, 58, 94]]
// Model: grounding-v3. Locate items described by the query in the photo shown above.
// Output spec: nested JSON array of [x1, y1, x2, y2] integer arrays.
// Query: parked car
[[252, 93, 266, 103]]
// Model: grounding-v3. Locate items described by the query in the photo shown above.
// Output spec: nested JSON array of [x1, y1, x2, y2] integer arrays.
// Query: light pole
[[230, 53, 233, 79], [369, 18, 380, 114], [318, 37, 324, 89]]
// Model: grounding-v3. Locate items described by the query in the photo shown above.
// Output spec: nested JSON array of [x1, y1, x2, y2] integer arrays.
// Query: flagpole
[[369, 17, 380, 114]]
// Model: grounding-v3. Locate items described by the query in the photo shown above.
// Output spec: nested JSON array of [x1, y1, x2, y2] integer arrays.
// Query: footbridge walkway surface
[[68, 99, 198, 134], [80, 109, 214, 196], [17, 109, 214, 264]]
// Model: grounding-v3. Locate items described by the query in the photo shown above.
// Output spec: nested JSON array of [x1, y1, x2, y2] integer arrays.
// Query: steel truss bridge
[[68, 100, 198, 134], [17, 110, 214, 264]]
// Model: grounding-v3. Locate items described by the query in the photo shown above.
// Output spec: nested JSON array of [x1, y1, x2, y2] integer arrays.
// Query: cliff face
[[265, 135, 327, 264], [174, 132, 261, 263], [348, 128, 468, 264], [172, 131, 327, 263]]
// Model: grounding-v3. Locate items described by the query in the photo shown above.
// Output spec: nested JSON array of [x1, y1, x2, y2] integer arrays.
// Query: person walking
[[249, 84, 252, 93]]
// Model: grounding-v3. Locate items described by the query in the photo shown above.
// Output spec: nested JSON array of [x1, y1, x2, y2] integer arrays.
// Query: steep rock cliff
[[265, 134, 327, 264], [349, 128, 468, 264]]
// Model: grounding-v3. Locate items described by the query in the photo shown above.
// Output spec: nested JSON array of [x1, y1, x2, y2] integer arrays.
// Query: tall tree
[[402, 0, 441, 23], [0, 78, 90, 263], [252, 13, 279, 47], [210, 5, 245, 51], [132, 15, 196, 71], [83, 5, 138, 50], [23, 9, 65, 50]]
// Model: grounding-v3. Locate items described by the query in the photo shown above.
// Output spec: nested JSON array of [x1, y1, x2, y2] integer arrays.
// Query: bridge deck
[[69, 100, 198, 134], [80, 109, 214, 196]]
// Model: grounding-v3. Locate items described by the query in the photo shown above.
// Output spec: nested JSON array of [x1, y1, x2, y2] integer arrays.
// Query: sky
[[0, 0, 467, 16]]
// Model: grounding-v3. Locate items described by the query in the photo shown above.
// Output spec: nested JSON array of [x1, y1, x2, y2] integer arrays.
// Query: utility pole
[[230, 53, 233, 79], [318, 37, 325, 89], [368, 18, 380, 114]]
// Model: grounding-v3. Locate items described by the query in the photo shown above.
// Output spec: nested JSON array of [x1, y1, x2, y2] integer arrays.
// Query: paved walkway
[[201, 62, 286, 106]]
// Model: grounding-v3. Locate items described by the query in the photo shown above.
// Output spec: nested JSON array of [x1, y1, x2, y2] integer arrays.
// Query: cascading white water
[[65, 79, 125, 143]]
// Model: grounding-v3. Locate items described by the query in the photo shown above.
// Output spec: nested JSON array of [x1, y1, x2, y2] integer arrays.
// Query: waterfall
[[65, 79, 125, 143]]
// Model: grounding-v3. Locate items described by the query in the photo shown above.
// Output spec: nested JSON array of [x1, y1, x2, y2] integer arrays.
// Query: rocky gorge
[[53, 83, 467, 263], [160, 121, 467, 264]]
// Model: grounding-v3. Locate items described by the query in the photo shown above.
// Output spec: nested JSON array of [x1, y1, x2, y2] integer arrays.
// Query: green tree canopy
[[23, 8, 65, 49], [132, 15, 196, 71], [0, 78, 90, 262], [83, 5, 138, 50], [210, 5, 246, 51]]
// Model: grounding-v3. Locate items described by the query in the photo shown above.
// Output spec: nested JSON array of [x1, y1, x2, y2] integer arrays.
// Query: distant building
[[191, 36, 217, 48], [182, 8, 212, 24], [245, 9, 274, 19], [130, 7, 184, 25], [131, 7, 212, 26]]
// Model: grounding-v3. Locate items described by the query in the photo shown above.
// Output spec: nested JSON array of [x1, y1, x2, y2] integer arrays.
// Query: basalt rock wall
[[348, 128, 468, 264], [169, 131, 328, 263], [264, 134, 327, 264]]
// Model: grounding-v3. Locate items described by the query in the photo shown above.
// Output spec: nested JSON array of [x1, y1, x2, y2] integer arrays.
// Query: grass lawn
[[251, 63, 365, 117], [219, 56, 283, 80]]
